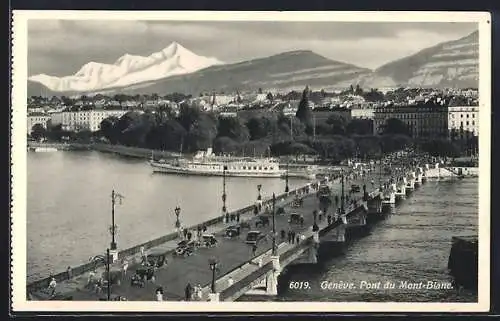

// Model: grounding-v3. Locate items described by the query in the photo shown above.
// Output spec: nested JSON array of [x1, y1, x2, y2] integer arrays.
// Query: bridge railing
[[219, 262, 274, 301]]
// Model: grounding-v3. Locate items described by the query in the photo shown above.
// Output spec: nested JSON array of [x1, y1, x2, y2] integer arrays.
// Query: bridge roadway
[[31, 168, 389, 301]]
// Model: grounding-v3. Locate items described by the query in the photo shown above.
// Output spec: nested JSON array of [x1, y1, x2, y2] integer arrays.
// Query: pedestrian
[[187, 231, 192, 241], [252, 244, 257, 256], [327, 215, 332, 225], [280, 229, 286, 240], [156, 287, 164, 301], [225, 212, 230, 223], [291, 231, 295, 244], [296, 234, 300, 244], [319, 213, 323, 222], [48, 277, 57, 296], [236, 213, 240, 222], [183, 228, 188, 239], [203, 225, 207, 233], [185, 283, 192, 301], [87, 270, 96, 287], [300, 217, 304, 227], [122, 259, 129, 276], [287, 230, 292, 243], [66, 266, 72, 280]]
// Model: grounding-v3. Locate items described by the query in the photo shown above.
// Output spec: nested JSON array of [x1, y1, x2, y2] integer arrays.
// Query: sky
[[28, 20, 478, 77]]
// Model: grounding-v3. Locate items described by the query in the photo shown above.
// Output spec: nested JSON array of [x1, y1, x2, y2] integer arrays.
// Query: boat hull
[[151, 163, 284, 178]]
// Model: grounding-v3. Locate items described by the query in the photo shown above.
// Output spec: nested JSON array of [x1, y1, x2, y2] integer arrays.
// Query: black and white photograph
[[11, 11, 491, 312]]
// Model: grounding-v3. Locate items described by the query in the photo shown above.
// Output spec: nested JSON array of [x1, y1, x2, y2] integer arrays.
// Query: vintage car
[[146, 248, 169, 268], [245, 230, 265, 245], [202, 234, 218, 248], [173, 240, 196, 257], [292, 196, 303, 208], [239, 221, 251, 230], [288, 213, 304, 225], [225, 225, 241, 238], [255, 215, 270, 228]]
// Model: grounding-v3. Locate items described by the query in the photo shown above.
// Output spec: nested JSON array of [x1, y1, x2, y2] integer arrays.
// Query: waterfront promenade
[[29, 168, 387, 301]]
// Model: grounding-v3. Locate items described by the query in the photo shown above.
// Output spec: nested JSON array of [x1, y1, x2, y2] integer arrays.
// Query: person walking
[[287, 230, 292, 243], [296, 234, 300, 244], [155, 287, 164, 301], [185, 283, 192, 301], [48, 277, 57, 297], [66, 266, 72, 280], [252, 244, 257, 257], [122, 259, 129, 276]]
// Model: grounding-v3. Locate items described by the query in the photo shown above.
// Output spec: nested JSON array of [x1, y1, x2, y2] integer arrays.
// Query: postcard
[[11, 10, 491, 312]]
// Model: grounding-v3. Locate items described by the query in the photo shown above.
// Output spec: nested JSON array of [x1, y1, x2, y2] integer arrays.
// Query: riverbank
[[27, 141, 182, 160]]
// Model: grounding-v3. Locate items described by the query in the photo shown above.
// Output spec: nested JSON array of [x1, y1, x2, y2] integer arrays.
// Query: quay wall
[[27, 141, 183, 159], [26, 183, 314, 293]]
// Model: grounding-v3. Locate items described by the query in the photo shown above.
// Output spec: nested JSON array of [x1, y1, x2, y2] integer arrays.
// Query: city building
[[448, 106, 479, 137], [351, 107, 375, 119], [373, 103, 448, 138], [50, 110, 128, 132], [27, 112, 51, 134]]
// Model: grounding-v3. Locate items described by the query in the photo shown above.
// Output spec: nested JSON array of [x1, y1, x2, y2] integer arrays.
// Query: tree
[[295, 86, 313, 131], [325, 114, 347, 135], [217, 117, 250, 143], [346, 119, 373, 136], [355, 84, 363, 96], [185, 114, 217, 151], [178, 103, 201, 132], [145, 119, 187, 151], [382, 118, 411, 136], [246, 116, 277, 140], [213, 136, 239, 155], [100, 116, 120, 143], [31, 124, 46, 141]]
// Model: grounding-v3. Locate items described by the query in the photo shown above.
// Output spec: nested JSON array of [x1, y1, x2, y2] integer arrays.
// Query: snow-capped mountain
[[28, 42, 223, 93]]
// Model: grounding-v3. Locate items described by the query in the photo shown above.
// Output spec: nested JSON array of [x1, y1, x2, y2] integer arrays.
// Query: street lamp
[[340, 170, 345, 215], [90, 248, 111, 301], [222, 165, 228, 222], [285, 161, 289, 193], [208, 257, 219, 293], [272, 193, 277, 255], [257, 184, 262, 201], [174, 206, 181, 230], [110, 190, 124, 250]]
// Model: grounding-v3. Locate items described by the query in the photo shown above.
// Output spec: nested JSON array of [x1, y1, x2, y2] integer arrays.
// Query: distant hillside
[[361, 30, 478, 89], [27, 31, 479, 97]]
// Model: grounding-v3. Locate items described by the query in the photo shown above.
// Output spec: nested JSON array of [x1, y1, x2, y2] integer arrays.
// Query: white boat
[[150, 148, 285, 178], [33, 147, 58, 153]]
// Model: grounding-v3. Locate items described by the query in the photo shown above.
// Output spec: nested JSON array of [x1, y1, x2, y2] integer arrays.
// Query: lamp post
[[340, 170, 345, 215], [174, 206, 181, 234], [272, 193, 277, 255], [110, 190, 124, 250], [285, 161, 289, 193], [257, 184, 262, 201], [209, 257, 218, 293], [222, 165, 228, 222], [90, 249, 111, 301]]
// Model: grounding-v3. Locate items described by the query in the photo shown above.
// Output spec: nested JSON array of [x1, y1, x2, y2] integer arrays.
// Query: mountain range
[[28, 30, 478, 97]]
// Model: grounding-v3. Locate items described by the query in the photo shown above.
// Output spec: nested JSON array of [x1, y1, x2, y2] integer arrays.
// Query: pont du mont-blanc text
[[320, 280, 453, 290]]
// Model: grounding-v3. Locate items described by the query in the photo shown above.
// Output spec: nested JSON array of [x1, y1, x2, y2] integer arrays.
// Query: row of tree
[[30, 86, 478, 161]]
